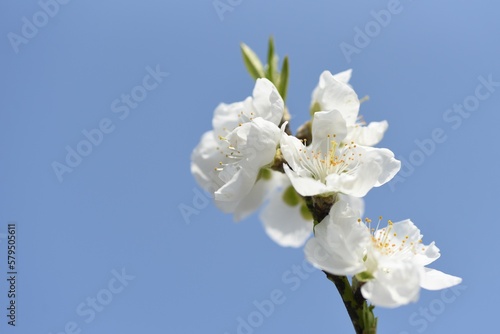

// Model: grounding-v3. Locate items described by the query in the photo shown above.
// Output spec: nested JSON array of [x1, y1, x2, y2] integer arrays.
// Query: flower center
[[213, 109, 257, 173], [214, 135, 244, 173], [298, 138, 361, 183], [360, 217, 423, 258]]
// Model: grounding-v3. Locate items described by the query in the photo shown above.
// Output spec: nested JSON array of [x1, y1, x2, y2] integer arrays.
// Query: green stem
[[325, 273, 377, 334], [325, 273, 363, 333], [304, 195, 377, 333]]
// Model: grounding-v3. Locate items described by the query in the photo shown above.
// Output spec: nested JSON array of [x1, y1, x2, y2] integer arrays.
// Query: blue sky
[[1, 1, 499, 333]]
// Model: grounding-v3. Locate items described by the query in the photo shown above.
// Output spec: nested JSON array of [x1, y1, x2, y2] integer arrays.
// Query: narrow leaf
[[278, 56, 289, 102], [266, 36, 276, 82], [240, 43, 265, 80]]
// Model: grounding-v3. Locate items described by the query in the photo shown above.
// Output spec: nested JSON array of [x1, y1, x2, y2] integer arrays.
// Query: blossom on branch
[[305, 200, 462, 307], [280, 110, 400, 197], [191, 78, 284, 220], [311, 69, 388, 146]]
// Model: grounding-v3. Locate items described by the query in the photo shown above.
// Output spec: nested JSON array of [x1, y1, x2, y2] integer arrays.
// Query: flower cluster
[[190, 40, 461, 310]]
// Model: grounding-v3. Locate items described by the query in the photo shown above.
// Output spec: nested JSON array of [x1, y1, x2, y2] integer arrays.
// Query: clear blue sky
[[1, 1, 499, 333]]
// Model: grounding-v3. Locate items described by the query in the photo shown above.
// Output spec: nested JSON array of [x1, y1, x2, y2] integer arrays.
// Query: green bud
[[282, 185, 301, 207], [356, 271, 375, 281], [257, 168, 272, 181], [361, 302, 377, 333]]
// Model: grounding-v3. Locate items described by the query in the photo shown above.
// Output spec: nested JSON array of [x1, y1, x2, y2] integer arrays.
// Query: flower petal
[[311, 110, 348, 152], [325, 159, 381, 197], [420, 268, 462, 291], [359, 146, 401, 187], [332, 69, 352, 84], [345, 120, 388, 147], [305, 200, 369, 275], [337, 194, 365, 216], [280, 131, 309, 174], [214, 167, 258, 203], [283, 164, 330, 196], [248, 78, 284, 126], [191, 131, 225, 193], [311, 70, 360, 126], [231, 172, 282, 221], [212, 101, 247, 138], [229, 117, 281, 169], [361, 262, 421, 308], [414, 241, 441, 266], [260, 181, 313, 247]]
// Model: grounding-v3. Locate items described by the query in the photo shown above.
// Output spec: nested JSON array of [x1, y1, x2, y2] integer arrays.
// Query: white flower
[[260, 174, 365, 248], [280, 110, 400, 197], [259, 174, 313, 248], [191, 78, 284, 220], [304, 200, 462, 308], [311, 70, 388, 147]]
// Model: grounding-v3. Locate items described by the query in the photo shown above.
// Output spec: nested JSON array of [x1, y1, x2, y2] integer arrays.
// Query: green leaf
[[266, 36, 277, 82], [240, 43, 265, 80], [278, 56, 289, 102]]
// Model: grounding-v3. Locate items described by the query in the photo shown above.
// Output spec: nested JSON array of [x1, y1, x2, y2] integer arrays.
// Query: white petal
[[414, 241, 441, 266], [361, 262, 421, 308], [232, 173, 282, 221], [311, 110, 348, 152], [332, 69, 352, 84], [371, 219, 442, 268], [305, 200, 369, 275], [305, 238, 366, 276], [214, 167, 258, 203], [284, 164, 330, 196], [375, 219, 422, 248], [212, 101, 247, 137], [190, 131, 224, 193], [345, 120, 388, 147], [337, 194, 365, 216], [359, 146, 401, 187], [311, 71, 360, 126], [325, 160, 380, 197], [228, 118, 281, 170], [249, 78, 284, 125], [260, 185, 313, 248], [420, 268, 462, 291], [280, 131, 309, 173]]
